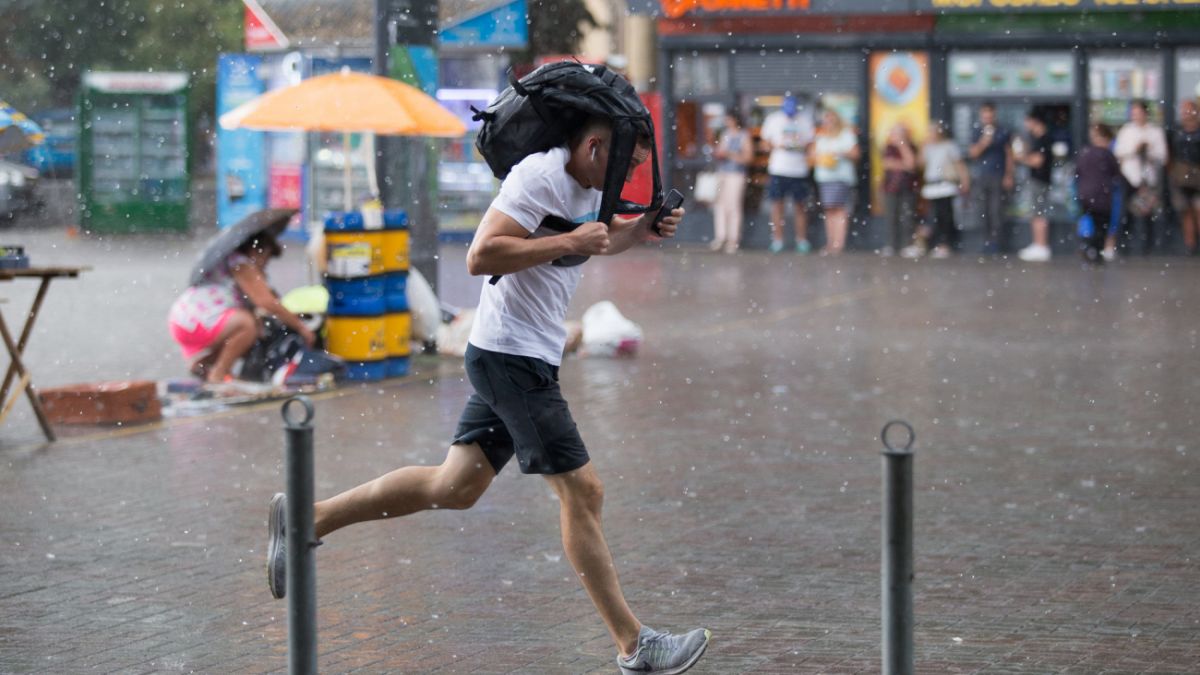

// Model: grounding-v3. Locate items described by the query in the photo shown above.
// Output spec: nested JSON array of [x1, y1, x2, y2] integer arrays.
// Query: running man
[[267, 115, 711, 674]]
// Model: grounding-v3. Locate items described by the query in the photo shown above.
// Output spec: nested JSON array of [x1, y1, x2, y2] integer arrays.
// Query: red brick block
[[38, 380, 161, 425]]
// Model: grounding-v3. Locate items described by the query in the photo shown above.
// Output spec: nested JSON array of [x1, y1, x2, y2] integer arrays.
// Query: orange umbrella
[[219, 70, 466, 136], [219, 69, 467, 210]]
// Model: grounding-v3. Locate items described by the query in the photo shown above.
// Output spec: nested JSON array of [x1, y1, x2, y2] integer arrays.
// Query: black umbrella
[[189, 208, 298, 286]]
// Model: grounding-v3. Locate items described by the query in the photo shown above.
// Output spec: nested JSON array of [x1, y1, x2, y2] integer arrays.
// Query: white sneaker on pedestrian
[[1101, 247, 1117, 262], [617, 626, 711, 675], [930, 245, 952, 259], [900, 245, 924, 259], [1018, 244, 1051, 262]]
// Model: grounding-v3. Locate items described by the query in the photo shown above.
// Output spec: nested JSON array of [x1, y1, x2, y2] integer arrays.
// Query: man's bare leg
[[314, 443, 495, 538], [544, 462, 642, 657], [770, 199, 786, 246], [794, 198, 808, 245]]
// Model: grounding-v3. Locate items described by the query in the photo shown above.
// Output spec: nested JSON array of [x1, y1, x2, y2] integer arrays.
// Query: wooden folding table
[[0, 266, 89, 441]]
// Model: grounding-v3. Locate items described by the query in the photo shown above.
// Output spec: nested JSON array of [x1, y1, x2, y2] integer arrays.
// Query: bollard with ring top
[[881, 420, 915, 675], [282, 396, 318, 675]]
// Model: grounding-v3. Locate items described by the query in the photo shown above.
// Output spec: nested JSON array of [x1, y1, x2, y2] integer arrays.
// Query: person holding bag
[[710, 111, 753, 253]]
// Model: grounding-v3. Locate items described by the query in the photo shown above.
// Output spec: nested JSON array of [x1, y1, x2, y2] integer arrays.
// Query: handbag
[[1169, 163, 1200, 191], [693, 171, 719, 205], [1129, 184, 1160, 218]]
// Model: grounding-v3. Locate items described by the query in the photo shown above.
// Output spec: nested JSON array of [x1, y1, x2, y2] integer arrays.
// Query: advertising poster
[[869, 52, 929, 215], [216, 54, 267, 229]]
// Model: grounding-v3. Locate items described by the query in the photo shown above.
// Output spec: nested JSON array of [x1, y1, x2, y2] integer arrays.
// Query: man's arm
[[465, 207, 609, 276], [603, 207, 683, 256]]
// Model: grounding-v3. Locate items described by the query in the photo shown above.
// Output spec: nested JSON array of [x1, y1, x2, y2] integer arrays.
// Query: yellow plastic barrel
[[326, 315, 387, 361], [384, 311, 412, 357], [326, 231, 385, 278], [380, 229, 410, 272]]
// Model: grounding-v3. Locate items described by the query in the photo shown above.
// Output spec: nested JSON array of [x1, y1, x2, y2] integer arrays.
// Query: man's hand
[[571, 221, 611, 256], [649, 207, 684, 240]]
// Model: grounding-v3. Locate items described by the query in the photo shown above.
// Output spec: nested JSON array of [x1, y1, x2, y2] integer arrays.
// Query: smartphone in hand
[[651, 189, 685, 236]]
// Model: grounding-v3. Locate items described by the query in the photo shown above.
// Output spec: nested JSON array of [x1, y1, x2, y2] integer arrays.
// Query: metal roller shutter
[[733, 51, 865, 96]]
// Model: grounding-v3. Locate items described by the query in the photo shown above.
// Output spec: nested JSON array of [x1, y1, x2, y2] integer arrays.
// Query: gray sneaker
[[617, 625, 711, 675], [266, 492, 286, 599]]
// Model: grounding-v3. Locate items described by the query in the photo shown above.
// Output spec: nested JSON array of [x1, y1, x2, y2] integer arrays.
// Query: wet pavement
[[2, 225, 1199, 672]]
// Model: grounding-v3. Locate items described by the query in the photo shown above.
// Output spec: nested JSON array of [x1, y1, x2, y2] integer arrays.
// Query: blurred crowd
[[701, 94, 1200, 263]]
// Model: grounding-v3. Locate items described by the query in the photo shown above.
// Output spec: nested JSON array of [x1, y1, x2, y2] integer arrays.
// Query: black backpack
[[472, 61, 663, 230]]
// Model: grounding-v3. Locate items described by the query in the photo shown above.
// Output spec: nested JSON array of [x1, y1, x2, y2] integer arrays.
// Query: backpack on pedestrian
[[472, 61, 663, 227]]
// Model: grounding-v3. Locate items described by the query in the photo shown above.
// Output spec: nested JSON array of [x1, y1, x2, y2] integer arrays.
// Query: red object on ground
[[39, 381, 162, 425]]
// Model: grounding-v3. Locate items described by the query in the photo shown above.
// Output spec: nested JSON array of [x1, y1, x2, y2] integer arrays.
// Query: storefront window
[[1088, 51, 1165, 126], [672, 53, 729, 98], [1177, 49, 1200, 110]]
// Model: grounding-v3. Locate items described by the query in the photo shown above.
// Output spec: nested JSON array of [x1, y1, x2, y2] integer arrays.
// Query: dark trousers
[[883, 189, 917, 251], [1081, 208, 1110, 261], [973, 173, 1009, 250], [1120, 184, 1164, 255], [928, 197, 958, 248]]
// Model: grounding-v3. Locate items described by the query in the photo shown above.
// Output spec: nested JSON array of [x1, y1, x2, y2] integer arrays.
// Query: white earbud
[[591, 146, 597, 162]]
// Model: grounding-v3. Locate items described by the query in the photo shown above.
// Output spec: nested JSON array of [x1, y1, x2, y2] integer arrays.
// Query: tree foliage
[[0, 0, 242, 142]]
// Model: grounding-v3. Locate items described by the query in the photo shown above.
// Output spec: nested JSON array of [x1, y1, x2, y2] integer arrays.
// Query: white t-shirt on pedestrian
[[761, 110, 814, 178], [469, 146, 601, 366], [921, 141, 963, 200]]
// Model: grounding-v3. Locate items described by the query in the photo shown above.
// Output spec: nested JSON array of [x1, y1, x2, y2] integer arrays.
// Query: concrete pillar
[[625, 14, 657, 92]]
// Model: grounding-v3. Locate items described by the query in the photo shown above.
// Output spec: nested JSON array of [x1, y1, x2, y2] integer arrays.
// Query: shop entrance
[[945, 50, 1079, 252], [949, 100, 1076, 252]]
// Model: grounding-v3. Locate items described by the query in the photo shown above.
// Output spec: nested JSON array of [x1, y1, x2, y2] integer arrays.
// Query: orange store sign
[[661, 0, 812, 18]]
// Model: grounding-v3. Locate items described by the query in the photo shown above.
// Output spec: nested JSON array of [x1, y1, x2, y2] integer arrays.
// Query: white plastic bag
[[436, 308, 475, 357], [407, 266, 441, 344], [580, 301, 642, 358]]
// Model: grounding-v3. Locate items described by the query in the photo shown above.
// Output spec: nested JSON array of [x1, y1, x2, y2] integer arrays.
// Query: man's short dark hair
[[567, 115, 651, 151], [980, 101, 996, 112], [1132, 99, 1150, 114], [1091, 123, 1113, 141]]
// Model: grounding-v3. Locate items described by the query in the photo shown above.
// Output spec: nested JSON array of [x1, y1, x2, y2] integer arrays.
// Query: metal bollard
[[881, 420, 915, 675], [283, 396, 318, 675]]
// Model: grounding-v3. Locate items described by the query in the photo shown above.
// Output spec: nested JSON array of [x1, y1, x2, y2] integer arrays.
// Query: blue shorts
[[453, 344, 589, 476], [767, 175, 810, 203]]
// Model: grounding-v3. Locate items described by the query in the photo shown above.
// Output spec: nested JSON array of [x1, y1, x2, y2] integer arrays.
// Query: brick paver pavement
[[3, 247, 1199, 673]]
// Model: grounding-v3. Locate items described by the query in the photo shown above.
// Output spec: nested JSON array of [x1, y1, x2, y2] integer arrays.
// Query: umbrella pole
[[342, 131, 353, 212]]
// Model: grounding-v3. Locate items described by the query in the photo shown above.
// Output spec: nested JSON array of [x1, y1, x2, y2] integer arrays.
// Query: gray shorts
[[1029, 180, 1052, 218], [453, 344, 589, 475]]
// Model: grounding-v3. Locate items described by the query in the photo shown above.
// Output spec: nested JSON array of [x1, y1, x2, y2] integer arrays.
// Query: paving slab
[[2, 246, 1199, 673]]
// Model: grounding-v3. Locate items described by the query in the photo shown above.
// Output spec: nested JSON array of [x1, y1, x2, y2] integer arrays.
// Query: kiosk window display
[[1088, 51, 1165, 126], [1177, 49, 1200, 108]]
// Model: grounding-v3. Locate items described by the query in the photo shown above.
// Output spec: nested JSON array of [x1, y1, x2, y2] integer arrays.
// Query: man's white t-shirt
[[761, 110, 814, 178], [469, 146, 601, 366]]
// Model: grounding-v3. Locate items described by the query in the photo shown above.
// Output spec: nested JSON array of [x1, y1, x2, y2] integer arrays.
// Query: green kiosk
[[78, 72, 191, 233]]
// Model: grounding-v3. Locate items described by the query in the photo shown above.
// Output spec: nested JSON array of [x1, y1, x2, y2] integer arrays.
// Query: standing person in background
[[710, 111, 753, 254], [967, 101, 1014, 254], [1169, 99, 1200, 256], [881, 123, 919, 257], [905, 120, 969, 259], [1017, 111, 1055, 262], [1076, 124, 1121, 264], [1111, 100, 1168, 258], [811, 108, 860, 255], [760, 93, 815, 253]]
